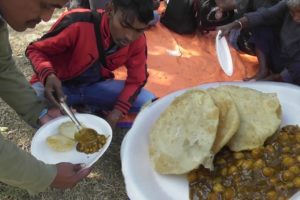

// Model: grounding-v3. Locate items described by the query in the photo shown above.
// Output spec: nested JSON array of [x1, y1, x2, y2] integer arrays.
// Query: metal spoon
[[60, 101, 82, 131]]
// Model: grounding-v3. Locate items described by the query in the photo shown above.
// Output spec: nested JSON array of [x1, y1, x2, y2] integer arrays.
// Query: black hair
[[112, 0, 154, 24]]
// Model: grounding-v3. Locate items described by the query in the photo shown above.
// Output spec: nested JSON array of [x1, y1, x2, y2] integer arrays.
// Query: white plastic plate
[[216, 30, 234, 76], [31, 113, 112, 168], [121, 81, 300, 200]]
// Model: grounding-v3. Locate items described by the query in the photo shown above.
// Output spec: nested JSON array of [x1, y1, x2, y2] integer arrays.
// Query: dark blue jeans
[[32, 80, 156, 113]]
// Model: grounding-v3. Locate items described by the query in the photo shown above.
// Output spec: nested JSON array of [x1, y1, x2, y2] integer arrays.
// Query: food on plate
[[46, 134, 76, 152], [207, 88, 240, 153], [58, 121, 78, 140], [46, 121, 107, 154], [149, 86, 282, 175], [75, 128, 107, 154], [218, 86, 281, 151], [188, 125, 300, 200], [149, 90, 219, 174], [58, 121, 79, 139]]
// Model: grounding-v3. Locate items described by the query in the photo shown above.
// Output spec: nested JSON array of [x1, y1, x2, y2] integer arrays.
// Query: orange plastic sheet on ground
[[115, 23, 259, 98]]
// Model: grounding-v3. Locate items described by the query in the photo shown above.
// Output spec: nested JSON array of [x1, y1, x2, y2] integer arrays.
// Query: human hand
[[44, 74, 66, 108], [51, 163, 91, 189], [216, 22, 237, 38], [105, 109, 123, 130]]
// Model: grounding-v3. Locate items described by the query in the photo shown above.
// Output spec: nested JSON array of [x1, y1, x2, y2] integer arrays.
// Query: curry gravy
[[188, 125, 300, 200]]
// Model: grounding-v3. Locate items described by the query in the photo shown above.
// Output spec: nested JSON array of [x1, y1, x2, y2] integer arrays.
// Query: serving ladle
[[60, 101, 82, 131], [59, 101, 104, 154]]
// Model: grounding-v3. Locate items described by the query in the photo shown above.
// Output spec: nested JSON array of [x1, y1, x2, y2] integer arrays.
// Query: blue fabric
[[32, 80, 155, 113]]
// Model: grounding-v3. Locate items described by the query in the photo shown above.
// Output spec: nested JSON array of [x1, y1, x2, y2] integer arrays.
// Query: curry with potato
[[188, 125, 300, 200]]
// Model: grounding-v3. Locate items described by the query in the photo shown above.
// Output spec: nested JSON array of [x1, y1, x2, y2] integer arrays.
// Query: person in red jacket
[[26, 0, 155, 130]]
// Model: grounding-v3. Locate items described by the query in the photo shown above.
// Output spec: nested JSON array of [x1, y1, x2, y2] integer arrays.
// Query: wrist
[[45, 73, 56, 81], [41, 70, 56, 85]]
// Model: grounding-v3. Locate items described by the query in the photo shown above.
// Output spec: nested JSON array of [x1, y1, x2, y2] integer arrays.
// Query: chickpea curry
[[188, 125, 300, 200], [75, 128, 107, 154]]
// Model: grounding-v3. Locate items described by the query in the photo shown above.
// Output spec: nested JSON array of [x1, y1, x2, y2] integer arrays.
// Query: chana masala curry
[[188, 125, 300, 200], [75, 128, 107, 154]]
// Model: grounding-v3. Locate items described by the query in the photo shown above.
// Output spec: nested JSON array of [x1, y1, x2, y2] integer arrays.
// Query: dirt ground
[[0, 10, 129, 200]]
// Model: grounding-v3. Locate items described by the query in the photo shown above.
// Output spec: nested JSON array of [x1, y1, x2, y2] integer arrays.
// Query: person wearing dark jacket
[[215, 0, 281, 81], [218, 0, 300, 84], [26, 0, 156, 130]]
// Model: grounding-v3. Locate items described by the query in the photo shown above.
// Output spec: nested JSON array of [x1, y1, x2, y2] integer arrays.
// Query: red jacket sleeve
[[114, 35, 149, 114], [26, 23, 78, 84]]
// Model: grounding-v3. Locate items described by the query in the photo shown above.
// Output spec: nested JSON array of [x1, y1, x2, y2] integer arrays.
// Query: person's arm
[[0, 134, 92, 194], [115, 35, 149, 114], [106, 36, 149, 128], [0, 23, 45, 127], [26, 16, 78, 106], [0, 134, 56, 194], [217, 1, 287, 37], [243, 0, 287, 27], [244, 47, 269, 81]]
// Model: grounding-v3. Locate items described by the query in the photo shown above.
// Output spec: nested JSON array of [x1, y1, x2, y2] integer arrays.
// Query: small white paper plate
[[31, 113, 112, 168], [121, 81, 300, 200], [216, 30, 234, 76]]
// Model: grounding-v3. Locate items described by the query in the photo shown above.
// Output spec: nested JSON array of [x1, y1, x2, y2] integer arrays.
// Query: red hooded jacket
[[26, 9, 149, 114]]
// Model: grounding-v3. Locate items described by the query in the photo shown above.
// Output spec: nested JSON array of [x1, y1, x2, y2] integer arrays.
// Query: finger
[[220, 30, 226, 38], [45, 90, 61, 108], [76, 168, 92, 180], [54, 85, 66, 103], [73, 163, 84, 172]]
